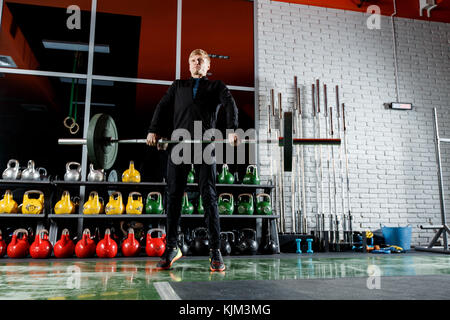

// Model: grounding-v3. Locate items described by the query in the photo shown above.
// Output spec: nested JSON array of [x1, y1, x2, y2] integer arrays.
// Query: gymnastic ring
[[64, 116, 76, 129]]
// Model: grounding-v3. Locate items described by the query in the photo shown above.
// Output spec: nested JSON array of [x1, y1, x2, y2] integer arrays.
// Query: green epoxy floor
[[0, 252, 449, 300]]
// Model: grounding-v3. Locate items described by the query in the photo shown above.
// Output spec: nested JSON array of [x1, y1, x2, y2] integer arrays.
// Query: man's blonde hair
[[189, 49, 211, 63]]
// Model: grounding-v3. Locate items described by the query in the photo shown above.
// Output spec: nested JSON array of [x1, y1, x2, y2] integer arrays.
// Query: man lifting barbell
[[57, 53, 341, 269], [146, 49, 240, 272]]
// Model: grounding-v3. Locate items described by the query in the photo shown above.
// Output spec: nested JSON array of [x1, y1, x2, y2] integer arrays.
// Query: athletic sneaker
[[209, 249, 226, 272], [156, 246, 182, 270]]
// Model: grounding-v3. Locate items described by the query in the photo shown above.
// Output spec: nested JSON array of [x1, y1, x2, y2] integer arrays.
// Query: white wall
[[256, 0, 450, 246]]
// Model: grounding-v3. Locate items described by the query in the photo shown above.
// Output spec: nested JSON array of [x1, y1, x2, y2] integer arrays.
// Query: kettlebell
[[256, 193, 272, 215], [146, 228, 166, 257], [187, 165, 195, 183], [83, 191, 104, 214], [22, 190, 45, 214], [126, 192, 143, 215], [87, 163, 106, 182], [2, 159, 21, 180], [64, 162, 81, 182], [7, 228, 30, 258], [192, 227, 209, 256], [263, 226, 277, 254], [242, 165, 260, 185], [218, 164, 235, 184], [54, 190, 76, 214], [0, 190, 18, 213], [96, 229, 118, 258], [237, 193, 254, 215], [237, 228, 259, 255], [218, 193, 234, 215], [75, 229, 96, 258], [37, 167, 48, 181], [181, 192, 194, 215], [0, 230, 7, 257], [54, 229, 75, 258], [178, 232, 190, 256], [220, 232, 232, 256], [122, 161, 141, 183], [121, 228, 141, 257], [21, 160, 39, 181], [145, 192, 164, 214], [105, 191, 124, 215], [30, 229, 53, 259], [21, 160, 47, 181], [229, 230, 240, 255], [197, 196, 204, 215]]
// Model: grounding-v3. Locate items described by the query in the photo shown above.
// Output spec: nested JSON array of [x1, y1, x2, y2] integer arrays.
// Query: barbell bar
[[58, 112, 341, 171], [58, 137, 341, 146]]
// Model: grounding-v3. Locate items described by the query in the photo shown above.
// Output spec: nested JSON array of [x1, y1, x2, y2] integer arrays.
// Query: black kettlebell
[[178, 232, 190, 256], [237, 228, 259, 255], [230, 230, 240, 255], [220, 232, 232, 256], [263, 227, 277, 254], [227, 231, 235, 255], [192, 227, 209, 256]]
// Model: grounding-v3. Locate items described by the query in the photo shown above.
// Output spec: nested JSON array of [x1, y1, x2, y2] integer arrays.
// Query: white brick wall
[[256, 0, 450, 246]]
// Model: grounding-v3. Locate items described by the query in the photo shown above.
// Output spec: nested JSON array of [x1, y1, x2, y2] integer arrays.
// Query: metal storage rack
[[45, 180, 280, 253]]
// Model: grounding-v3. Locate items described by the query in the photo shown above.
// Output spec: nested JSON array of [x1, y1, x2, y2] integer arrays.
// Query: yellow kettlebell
[[0, 190, 18, 213], [54, 191, 75, 214], [122, 161, 141, 183], [83, 191, 104, 214], [22, 190, 44, 214], [126, 192, 143, 215], [105, 191, 124, 215]]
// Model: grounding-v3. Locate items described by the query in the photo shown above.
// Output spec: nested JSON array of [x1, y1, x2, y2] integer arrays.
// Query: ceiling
[[275, 0, 450, 23]]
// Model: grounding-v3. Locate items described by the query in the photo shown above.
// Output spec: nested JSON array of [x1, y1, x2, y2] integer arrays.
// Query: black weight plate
[[87, 113, 118, 170]]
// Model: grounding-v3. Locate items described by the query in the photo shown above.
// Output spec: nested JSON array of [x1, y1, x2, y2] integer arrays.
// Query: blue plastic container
[[381, 225, 412, 251]]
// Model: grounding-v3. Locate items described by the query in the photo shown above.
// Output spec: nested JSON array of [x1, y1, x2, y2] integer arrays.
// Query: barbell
[[58, 112, 341, 171]]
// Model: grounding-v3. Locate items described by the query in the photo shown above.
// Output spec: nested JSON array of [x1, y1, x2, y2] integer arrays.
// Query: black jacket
[[148, 77, 239, 138]]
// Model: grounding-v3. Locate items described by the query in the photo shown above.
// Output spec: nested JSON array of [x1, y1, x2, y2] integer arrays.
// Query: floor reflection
[[0, 254, 448, 300]]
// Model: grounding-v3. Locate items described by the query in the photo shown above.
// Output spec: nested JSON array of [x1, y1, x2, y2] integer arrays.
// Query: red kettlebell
[[30, 229, 53, 259], [54, 229, 75, 258], [145, 228, 166, 257], [75, 228, 96, 258], [121, 228, 140, 257], [96, 228, 118, 258], [0, 230, 6, 258], [7, 228, 30, 258]]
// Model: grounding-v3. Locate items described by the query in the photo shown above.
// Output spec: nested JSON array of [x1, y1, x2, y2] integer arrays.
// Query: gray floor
[[171, 275, 450, 300]]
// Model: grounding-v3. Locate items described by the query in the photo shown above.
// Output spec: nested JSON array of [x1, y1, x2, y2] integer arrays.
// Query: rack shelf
[[48, 214, 279, 219], [0, 214, 46, 218], [52, 180, 274, 191], [2, 178, 280, 253], [0, 179, 52, 186]]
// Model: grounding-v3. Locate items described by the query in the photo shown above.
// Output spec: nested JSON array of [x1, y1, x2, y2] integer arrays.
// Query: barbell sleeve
[[58, 138, 87, 145]]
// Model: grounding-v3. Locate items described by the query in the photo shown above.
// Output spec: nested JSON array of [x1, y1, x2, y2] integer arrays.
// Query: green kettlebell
[[181, 192, 194, 215], [187, 165, 195, 184], [243, 165, 260, 185], [218, 193, 234, 215], [197, 196, 204, 215], [237, 193, 254, 215], [145, 192, 164, 214], [256, 193, 272, 215], [218, 164, 235, 184]]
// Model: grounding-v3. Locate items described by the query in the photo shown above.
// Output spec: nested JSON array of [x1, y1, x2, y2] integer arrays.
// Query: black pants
[[165, 157, 220, 250]]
